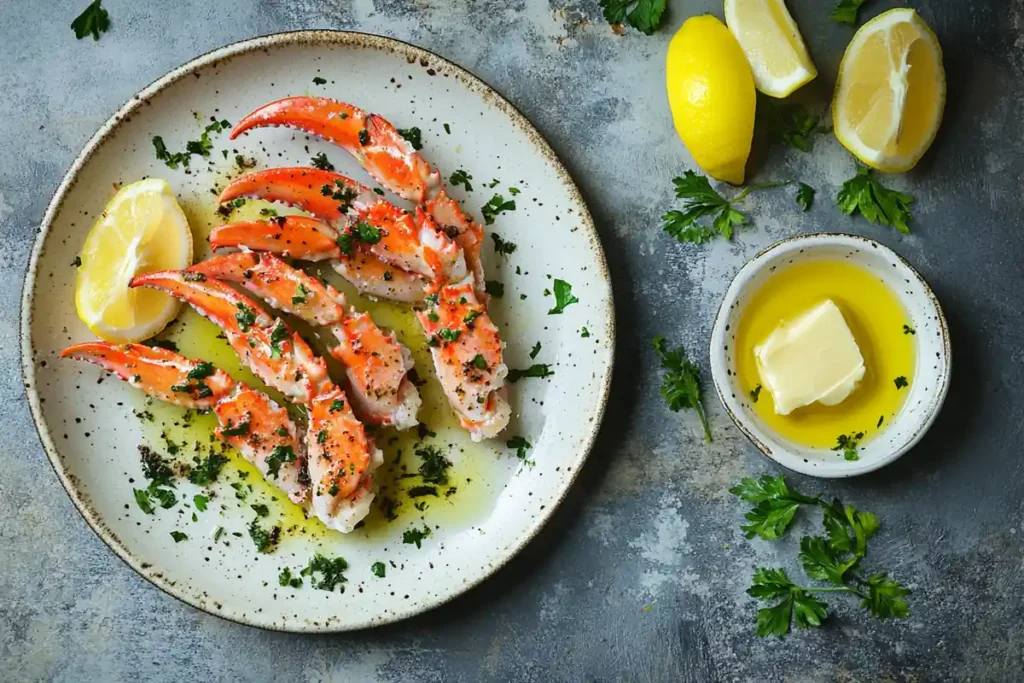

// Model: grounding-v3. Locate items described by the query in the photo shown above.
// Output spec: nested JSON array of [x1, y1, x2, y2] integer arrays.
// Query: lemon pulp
[[734, 260, 916, 448], [75, 178, 192, 342], [833, 8, 945, 172]]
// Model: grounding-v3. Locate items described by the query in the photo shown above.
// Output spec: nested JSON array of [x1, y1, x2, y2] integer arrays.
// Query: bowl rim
[[709, 232, 951, 478], [19, 29, 616, 632]]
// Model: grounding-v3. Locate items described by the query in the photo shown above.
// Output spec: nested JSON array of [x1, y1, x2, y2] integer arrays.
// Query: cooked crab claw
[[306, 385, 383, 533], [218, 168, 464, 283], [416, 276, 510, 441], [61, 342, 308, 503], [129, 270, 329, 404], [231, 97, 440, 205], [60, 341, 234, 409], [209, 217, 429, 303], [191, 252, 421, 429], [231, 97, 486, 300]]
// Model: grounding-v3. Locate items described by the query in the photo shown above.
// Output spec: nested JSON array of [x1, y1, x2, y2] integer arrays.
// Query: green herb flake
[[894, 376, 909, 389], [548, 279, 579, 315], [507, 364, 554, 383], [371, 561, 387, 578], [310, 152, 334, 170], [402, 526, 431, 548], [301, 554, 348, 591], [170, 531, 188, 543], [796, 183, 815, 212], [600, 0, 667, 35], [450, 169, 473, 192], [397, 127, 423, 150], [250, 503, 269, 517], [837, 167, 914, 234], [312, 76, 327, 85], [265, 445, 296, 479], [750, 385, 762, 403], [507, 436, 532, 460], [653, 335, 711, 442], [481, 194, 516, 225], [71, 0, 110, 40], [193, 494, 209, 512], [248, 518, 281, 554], [279, 567, 303, 588], [830, 0, 870, 26], [484, 280, 504, 298]]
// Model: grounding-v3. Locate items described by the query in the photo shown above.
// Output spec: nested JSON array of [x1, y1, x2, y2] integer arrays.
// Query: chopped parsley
[[530, 342, 542, 359], [336, 233, 354, 255], [250, 503, 269, 517], [186, 361, 215, 380], [832, 432, 864, 461], [371, 561, 386, 578], [472, 354, 488, 370], [358, 129, 370, 146], [653, 335, 711, 442], [269, 321, 289, 358], [329, 399, 345, 413], [301, 554, 348, 591], [310, 152, 334, 170], [397, 127, 423, 150], [235, 303, 257, 332], [481, 194, 516, 225], [265, 445, 296, 479], [248, 518, 281, 554], [193, 494, 209, 512], [279, 567, 302, 588], [438, 328, 461, 343], [547, 279, 579, 315], [170, 531, 188, 543], [903, 324, 916, 335], [416, 446, 451, 485], [581, 327, 590, 338], [220, 419, 250, 437], [491, 233, 517, 257], [507, 364, 554, 383], [133, 489, 155, 514], [507, 436, 532, 460], [312, 76, 328, 85], [187, 453, 228, 485], [182, 271, 207, 282], [750, 385, 762, 403], [485, 280, 504, 298], [71, 0, 110, 41], [352, 221, 382, 244], [316, 430, 327, 445], [292, 283, 310, 305], [402, 526, 431, 549], [464, 310, 482, 325], [450, 169, 473, 192], [894, 376, 909, 389], [830, 0, 870, 25]]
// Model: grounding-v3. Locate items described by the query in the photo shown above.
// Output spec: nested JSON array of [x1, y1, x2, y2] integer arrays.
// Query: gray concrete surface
[[2, 0, 1022, 680]]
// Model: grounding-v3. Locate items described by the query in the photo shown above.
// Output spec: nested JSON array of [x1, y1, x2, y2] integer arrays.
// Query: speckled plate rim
[[19, 30, 615, 632], [709, 232, 950, 478]]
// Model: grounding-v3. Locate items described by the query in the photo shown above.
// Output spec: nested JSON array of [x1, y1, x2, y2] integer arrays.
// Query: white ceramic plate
[[21, 31, 613, 631], [710, 233, 950, 478]]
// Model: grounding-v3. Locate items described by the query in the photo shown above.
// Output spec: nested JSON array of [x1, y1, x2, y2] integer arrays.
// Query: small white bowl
[[710, 233, 951, 478]]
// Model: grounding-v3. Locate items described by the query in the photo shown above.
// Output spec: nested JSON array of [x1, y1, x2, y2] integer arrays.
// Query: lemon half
[[666, 15, 756, 184], [833, 8, 945, 173], [75, 178, 193, 342], [724, 0, 817, 98]]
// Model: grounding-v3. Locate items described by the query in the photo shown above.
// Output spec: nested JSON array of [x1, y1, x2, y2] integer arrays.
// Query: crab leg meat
[[231, 96, 486, 300], [191, 252, 421, 430], [60, 342, 308, 503], [218, 167, 465, 283], [208, 217, 429, 303]]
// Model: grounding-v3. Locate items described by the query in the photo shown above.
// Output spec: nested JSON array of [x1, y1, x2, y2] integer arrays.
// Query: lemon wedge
[[75, 178, 193, 342], [724, 0, 817, 98], [666, 15, 756, 184], [833, 8, 945, 173]]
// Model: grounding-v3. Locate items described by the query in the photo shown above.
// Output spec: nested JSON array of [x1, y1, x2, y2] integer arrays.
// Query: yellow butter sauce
[[129, 195, 513, 546], [733, 259, 915, 449]]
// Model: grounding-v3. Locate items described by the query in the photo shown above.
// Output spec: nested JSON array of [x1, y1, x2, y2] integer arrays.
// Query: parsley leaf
[[799, 536, 858, 585], [600, 0, 667, 35], [71, 0, 110, 40], [760, 100, 827, 153], [371, 561, 386, 578], [894, 375, 909, 389], [187, 453, 228, 485], [312, 76, 327, 85], [837, 166, 914, 233], [193, 494, 209, 512], [729, 475, 819, 540], [351, 221, 382, 244], [248, 518, 281, 554], [662, 171, 787, 244], [133, 489, 155, 514], [529, 342, 541, 359], [507, 436, 532, 460], [653, 335, 711, 442], [507, 364, 554, 383], [269, 320, 289, 358], [748, 568, 829, 637], [265, 445, 296, 479], [831, 0, 870, 26], [450, 169, 473, 192], [279, 567, 303, 588], [397, 127, 423, 150], [481, 194, 516, 225], [548, 279, 579, 315], [170, 531, 188, 543], [796, 183, 815, 212], [416, 446, 451, 485], [862, 573, 911, 618], [831, 432, 864, 462]]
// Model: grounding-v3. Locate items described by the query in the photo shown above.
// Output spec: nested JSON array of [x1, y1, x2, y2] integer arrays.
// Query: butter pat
[[755, 299, 866, 415]]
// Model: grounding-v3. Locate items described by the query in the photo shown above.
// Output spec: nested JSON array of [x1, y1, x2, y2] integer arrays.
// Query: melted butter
[[734, 259, 916, 449], [130, 192, 512, 546]]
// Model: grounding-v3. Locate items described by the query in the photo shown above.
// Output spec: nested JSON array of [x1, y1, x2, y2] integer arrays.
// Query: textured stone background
[[3, 0, 1024, 681]]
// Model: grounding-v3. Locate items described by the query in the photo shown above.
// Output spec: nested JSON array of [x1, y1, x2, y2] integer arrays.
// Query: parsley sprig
[[71, 0, 110, 40], [831, 0, 871, 26], [837, 166, 914, 233], [653, 335, 711, 442], [600, 0, 667, 35], [662, 171, 788, 245], [731, 475, 910, 637]]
